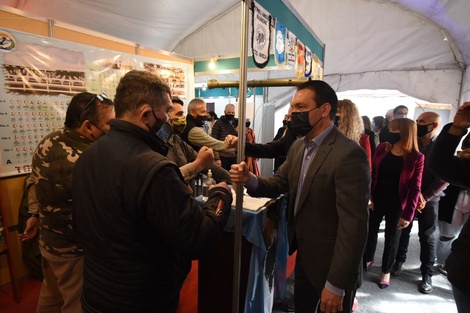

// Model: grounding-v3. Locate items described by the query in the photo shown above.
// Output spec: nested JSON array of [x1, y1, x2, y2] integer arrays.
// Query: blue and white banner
[[286, 30, 296, 69], [252, 2, 271, 68], [274, 20, 286, 66]]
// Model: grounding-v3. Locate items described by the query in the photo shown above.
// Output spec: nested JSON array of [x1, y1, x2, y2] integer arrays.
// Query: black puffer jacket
[[74, 119, 232, 313]]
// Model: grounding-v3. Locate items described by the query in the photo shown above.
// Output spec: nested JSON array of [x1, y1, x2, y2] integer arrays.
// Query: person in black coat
[[429, 101, 470, 313]]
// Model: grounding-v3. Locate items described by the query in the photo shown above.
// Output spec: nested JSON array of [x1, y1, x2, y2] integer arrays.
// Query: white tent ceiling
[[1, 0, 469, 108]]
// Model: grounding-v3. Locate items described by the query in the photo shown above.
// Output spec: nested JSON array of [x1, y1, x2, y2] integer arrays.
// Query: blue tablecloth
[[224, 196, 288, 313]]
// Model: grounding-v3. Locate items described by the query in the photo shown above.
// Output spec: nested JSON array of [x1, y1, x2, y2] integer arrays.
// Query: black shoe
[[418, 275, 433, 294], [438, 264, 448, 276], [391, 261, 403, 276]]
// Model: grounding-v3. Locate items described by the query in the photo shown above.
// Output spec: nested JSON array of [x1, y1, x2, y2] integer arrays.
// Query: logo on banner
[[252, 3, 271, 68], [0, 30, 17, 53], [275, 20, 286, 66]]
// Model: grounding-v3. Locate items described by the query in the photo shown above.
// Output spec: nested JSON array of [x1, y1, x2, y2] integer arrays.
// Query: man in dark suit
[[230, 80, 370, 313]]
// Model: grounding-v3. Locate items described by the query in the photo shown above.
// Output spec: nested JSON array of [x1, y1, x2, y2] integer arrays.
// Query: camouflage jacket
[[31, 127, 93, 257]]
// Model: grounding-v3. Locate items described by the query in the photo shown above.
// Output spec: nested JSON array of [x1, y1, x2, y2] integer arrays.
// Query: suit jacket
[[248, 126, 370, 291], [371, 142, 424, 222]]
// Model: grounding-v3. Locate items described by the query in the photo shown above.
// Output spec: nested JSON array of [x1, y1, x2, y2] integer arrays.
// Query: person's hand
[[215, 159, 222, 166], [208, 181, 230, 193], [320, 288, 343, 313], [417, 193, 426, 213], [224, 134, 238, 148], [397, 218, 411, 230], [449, 101, 470, 135], [193, 146, 214, 171], [369, 200, 374, 211], [18, 216, 39, 242], [229, 162, 250, 184]]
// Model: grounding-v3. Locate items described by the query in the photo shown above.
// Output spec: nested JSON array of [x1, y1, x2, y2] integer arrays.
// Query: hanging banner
[[312, 53, 319, 79], [274, 20, 286, 66], [251, 2, 271, 68], [286, 30, 296, 69], [304, 46, 312, 78], [295, 39, 305, 79], [0, 28, 193, 178]]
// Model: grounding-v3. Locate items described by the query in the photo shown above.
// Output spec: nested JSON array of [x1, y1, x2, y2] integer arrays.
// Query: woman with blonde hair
[[365, 118, 424, 289], [337, 99, 372, 168]]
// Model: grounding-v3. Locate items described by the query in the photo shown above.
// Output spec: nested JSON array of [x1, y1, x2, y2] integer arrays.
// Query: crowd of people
[[17, 70, 470, 313]]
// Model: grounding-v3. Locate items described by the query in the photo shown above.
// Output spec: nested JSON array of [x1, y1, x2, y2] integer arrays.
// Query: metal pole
[[207, 78, 308, 89], [232, 0, 250, 312]]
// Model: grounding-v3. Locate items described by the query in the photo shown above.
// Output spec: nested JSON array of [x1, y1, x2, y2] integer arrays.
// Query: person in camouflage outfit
[[30, 92, 114, 313]]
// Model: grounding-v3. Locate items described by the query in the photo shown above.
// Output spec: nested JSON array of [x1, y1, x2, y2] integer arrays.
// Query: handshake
[[224, 134, 238, 148]]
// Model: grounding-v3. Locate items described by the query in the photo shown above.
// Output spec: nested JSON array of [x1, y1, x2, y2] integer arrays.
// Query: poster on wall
[[0, 28, 194, 178]]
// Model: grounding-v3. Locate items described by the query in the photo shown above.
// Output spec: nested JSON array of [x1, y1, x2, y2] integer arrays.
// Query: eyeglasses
[[78, 93, 108, 121], [395, 112, 408, 118]]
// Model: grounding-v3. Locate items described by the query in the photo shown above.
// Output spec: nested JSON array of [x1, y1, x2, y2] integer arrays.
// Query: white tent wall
[[174, 0, 469, 110], [463, 67, 470, 102]]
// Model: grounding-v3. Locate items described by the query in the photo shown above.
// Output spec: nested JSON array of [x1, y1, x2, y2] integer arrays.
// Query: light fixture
[[209, 58, 217, 69], [208, 56, 220, 69]]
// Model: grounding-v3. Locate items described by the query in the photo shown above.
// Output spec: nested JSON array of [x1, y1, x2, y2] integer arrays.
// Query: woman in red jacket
[[365, 118, 424, 288]]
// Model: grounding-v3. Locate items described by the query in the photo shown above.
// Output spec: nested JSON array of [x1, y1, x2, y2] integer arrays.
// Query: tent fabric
[[0, 0, 468, 105]]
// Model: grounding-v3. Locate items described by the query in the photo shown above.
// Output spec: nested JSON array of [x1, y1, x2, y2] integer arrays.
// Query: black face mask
[[282, 120, 287, 126], [246, 122, 251, 128], [225, 114, 235, 121], [290, 107, 321, 136], [147, 110, 166, 137], [334, 115, 341, 127], [194, 115, 208, 126], [417, 123, 433, 138], [386, 132, 401, 144]]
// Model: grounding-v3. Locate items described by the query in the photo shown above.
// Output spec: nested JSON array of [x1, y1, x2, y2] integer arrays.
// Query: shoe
[[352, 297, 359, 311], [379, 280, 390, 289], [438, 264, 448, 276], [366, 260, 374, 272], [391, 261, 403, 276], [379, 272, 390, 289], [418, 275, 433, 294]]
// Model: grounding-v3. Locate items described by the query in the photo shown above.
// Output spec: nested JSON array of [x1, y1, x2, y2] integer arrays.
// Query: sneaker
[[391, 261, 403, 276], [418, 275, 433, 294], [438, 264, 448, 276]]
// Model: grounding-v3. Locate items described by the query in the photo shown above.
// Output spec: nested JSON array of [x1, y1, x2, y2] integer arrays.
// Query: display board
[[0, 28, 194, 178]]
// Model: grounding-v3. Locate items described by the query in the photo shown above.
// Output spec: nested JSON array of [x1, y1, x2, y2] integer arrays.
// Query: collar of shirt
[[301, 123, 334, 148]]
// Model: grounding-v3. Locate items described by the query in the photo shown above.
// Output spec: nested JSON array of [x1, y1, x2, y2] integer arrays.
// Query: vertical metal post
[[232, 1, 250, 312], [47, 19, 54, 38]]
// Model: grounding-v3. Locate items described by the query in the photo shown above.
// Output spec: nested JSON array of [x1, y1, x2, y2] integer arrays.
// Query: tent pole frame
[[232, 1, 250, 312], [208, 78, 309, 88]]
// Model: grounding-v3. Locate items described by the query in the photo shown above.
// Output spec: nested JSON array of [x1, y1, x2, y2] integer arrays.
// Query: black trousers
[[365, 201, 403, 274], [395, 200, 439, 276], [294, 253, 355, 313]]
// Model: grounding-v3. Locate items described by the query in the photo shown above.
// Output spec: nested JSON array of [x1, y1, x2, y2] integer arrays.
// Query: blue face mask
[[372, 122, 376, 130]]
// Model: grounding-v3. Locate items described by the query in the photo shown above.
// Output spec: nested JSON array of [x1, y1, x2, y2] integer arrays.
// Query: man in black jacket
[[211, 104, 238, 170], [73, 70, 233, 313], [429, 101, 470, 313]]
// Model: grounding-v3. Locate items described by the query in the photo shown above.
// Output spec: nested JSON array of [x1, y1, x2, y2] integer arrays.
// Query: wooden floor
[[0, 254, 297, 313]]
